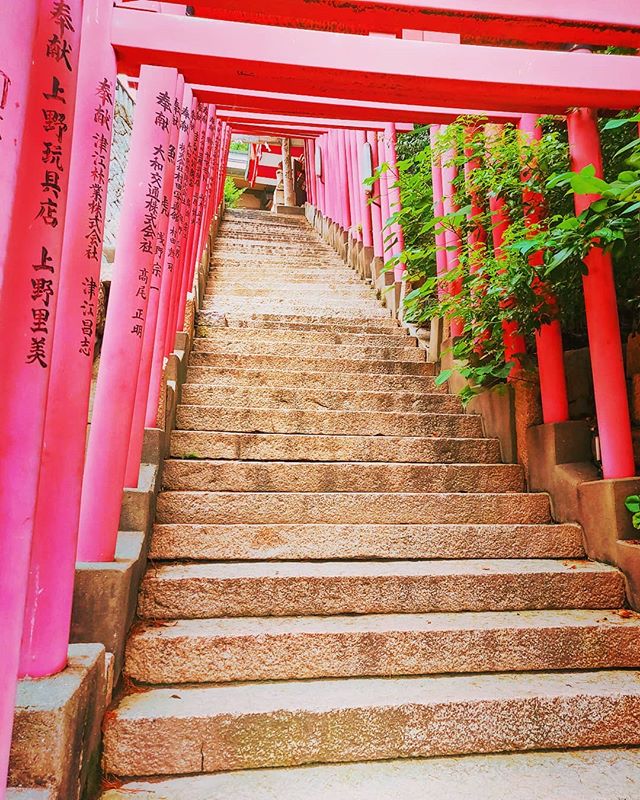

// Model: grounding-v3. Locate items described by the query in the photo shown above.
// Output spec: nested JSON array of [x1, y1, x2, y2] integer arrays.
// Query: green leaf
[[625, 495, 640, 514], [435, 369, 452, 386]]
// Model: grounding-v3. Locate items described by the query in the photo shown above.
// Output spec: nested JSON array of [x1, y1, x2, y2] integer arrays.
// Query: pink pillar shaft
[[193, 108, 218, 276], [567, 106, 635, 478], [0, 4, 39, 273], [356, 130, 373, 248], [377, 131, 391, 256], [430, 125, 449, 293], [124, 76, 182, 488], [19, 0, 116, 680], [347, 130, 361, 240], [164, 97, 197, 355], [366, 130, 383, 259], [77, 65, 177, 562], [145, 83, 193, 428], [337, 129, 351, 230], [384, 123, 406, 279], [519, 113, 569, 424], [0, 0, 82, 786], [175, 101, 205, 332], [440, 135, 463, 337]]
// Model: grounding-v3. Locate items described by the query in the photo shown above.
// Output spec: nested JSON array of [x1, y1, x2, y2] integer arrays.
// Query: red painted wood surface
[[111, 10, 640, 114]]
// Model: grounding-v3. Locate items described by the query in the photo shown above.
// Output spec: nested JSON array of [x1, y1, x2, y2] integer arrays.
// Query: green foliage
[[229, 140, 249, 152], [625, 494, 640, 530], [380, 115, 640, 401], [224, 175, 246, 208]]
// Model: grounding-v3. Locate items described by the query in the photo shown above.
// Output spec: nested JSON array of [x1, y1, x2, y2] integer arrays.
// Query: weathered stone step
[[209, 273, 361, 284], [98, 748, 640, 800], [185, 366, 441, 392], [198, 311, 397, 328], [169, 430, 496, 463], [193, 326, 413, 347], [156, 491, 551, 526], [190, 339, 425, 363], [137, 559, 621, 619], [180, 384, 457, 413], [102, 669, 640, 777], [188, 352, 435, 374], [125, 609, 640, 685], [161, 460, 524, 493], [176, 405, 481, 438], [149, 521, 584, 562], [205, 284, 374, 298], [197, 319, 406, 338], [203, 301, 391, 319]]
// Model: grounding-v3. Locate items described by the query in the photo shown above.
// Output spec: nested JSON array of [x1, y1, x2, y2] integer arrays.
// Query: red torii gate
[[0, 2, 638, 794]]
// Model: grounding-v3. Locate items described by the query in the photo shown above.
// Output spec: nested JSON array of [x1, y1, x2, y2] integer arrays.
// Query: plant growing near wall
[[625, 494, 640, 530], [380, 115, 640, 401], [223, 175, 246, 208]]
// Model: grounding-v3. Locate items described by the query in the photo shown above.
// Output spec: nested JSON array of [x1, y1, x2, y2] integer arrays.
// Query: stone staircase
[[101, 209, 640, 798]]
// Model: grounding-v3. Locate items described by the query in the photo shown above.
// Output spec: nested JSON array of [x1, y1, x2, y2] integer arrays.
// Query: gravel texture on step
[[137, 559, 622, 619], [125, 608, 640, 684], [161, 460, 524, 493], [102, 670, 640, 776], [99, 749, 640, 799], [149, 522, 584, 561], [169, 431, 500, 463]]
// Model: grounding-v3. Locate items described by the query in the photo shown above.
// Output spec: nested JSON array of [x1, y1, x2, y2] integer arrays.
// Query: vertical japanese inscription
[[130, 91, 168, 338], [28, 0, 76, 367], [78, 76, 114, 357]]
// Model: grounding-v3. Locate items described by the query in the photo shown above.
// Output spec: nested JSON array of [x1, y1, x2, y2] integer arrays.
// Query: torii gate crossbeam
[[111, 9, 640, 114], [173, 0, 640, 47]]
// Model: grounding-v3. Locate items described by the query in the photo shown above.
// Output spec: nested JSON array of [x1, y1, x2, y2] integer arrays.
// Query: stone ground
[[101, 208, 640, 798]]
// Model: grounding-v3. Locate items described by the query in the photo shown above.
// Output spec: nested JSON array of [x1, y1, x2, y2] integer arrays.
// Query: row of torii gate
[[1, 0, 640, 792]]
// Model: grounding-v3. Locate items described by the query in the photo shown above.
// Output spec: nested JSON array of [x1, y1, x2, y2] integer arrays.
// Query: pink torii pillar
[[366, 129, 384, 260], [193, 107, 218, 276], [519, 114, 569, 424], [376, 130, 392, 257], [440, 131, 464, 336], [356, 130, 374, 250], [77, 65, 178, 562], [163, 96, 197, 358], [567, 105, 635, 478], [337, 128, 351, 231], [429, 125, 449, 294], [124, 76, 185, 488], [326, 132, 337, 223], [19, 0, 117, 680], [0, 0, 82, 786], [175, 100, 206, 333], [384, 123, 406, 280], [486, 124, 527, 372], [348, 130, 361, 240], [0, 4, 39, 272], [145, 84, 193, 427]]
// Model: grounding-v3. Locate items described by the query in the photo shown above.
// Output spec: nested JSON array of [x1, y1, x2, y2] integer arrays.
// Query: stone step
[[137, 559, 621, 619], [176, 405, 482, 438], [198, 312, 397, 328], [205, 284, 374, 298], [180, 384, 458, 413], [125, 608, 640, 685], [161, 460, 524, 493], [203, 301, 391, 319], [185, 366, 441, 392], [190, 339, 426, 363], [98, 748, 640, 800], [155, 491, 551, 526], [209, 273, 362, 284], [169, 430, 497, 463], [102, 669, 640, 777], [192, 326, 414, 347], [188, 352, 435, 374], [149, 521, 584, 562], [197, 317, 405, 336]]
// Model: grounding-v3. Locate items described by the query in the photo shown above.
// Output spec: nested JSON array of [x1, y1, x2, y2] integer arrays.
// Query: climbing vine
[[373, 115, 640, 401]]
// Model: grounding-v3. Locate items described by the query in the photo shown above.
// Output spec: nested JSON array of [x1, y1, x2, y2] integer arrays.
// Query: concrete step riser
[[193, 328, 414, 347], [185, 367, 441, 393], [180, 385, 459, 414], [197, 320, 405, 336], [102, 670, 640, 776], [161, 461, 525, 494], [149, 522, 584, 562], [197, 313, 398, 328], [125, 612, 640, 684], [190, 341, 426, 363], [187, 353, 435, 375], [156, 492, 552, 526], [176, 405, 482, 438], [169, 431, 497, 463]]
